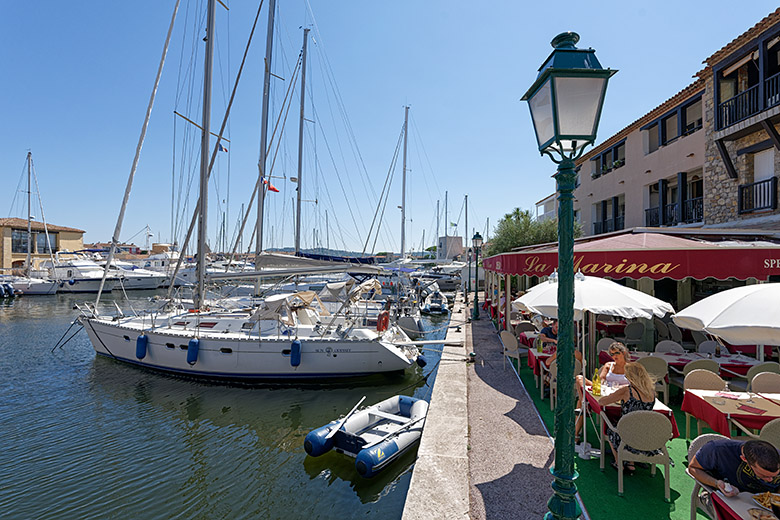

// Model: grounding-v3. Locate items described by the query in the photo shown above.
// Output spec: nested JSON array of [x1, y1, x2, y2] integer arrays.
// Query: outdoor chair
[[696, 340, 719, 355], [514, 321, 537, 335], [637, 355, 670, 404], [684, 369, 728, 438], [600, 410, 673, 501], [730, 417, 780, 449], [509, 311, 520, 322], [596, 337, 616, 352], [547, 358, 583, 411], [691, 330, 709, 347], [687, 433, 728, 520], [725, 361, 780, 392], [616, 321, 644, 348], [668, 322, 696, 350], [655, 340, 685, 354], [750, 372, 780, 393], [669, 359, 720, 391], [653, 317, 670, 342], [500, 330, 527, 371]]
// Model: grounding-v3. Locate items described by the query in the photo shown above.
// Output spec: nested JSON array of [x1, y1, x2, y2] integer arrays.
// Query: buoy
[[376, 311, 390, 332], [187, 338, 199, 365], [291, 339, 301, 367], [68, 279, 76, 285], [416, 354, 428, 367], [135, 334, 148, 360]]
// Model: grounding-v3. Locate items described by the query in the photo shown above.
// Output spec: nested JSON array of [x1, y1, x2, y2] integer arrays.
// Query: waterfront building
[[0, 217, 84, 272]]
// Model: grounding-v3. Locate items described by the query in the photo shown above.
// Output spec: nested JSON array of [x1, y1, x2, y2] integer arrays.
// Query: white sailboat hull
[[10, 277, 58, 295], [80, 315, 418, 381], [57, 278, 117, 293]]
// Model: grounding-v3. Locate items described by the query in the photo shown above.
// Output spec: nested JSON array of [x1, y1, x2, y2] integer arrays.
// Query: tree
[[485, 208, 581, 256]]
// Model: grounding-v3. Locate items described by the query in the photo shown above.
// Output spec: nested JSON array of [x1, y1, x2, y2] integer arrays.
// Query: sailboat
[[5, 152, 58, 295], [78, 0, 423, 382]]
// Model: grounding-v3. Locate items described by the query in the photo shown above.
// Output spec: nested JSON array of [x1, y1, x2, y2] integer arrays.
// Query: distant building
[[0, 217, 85, 271], [437, 235, 463, 260], [85, 242, 142, 255], [535, 194, 558, 222]]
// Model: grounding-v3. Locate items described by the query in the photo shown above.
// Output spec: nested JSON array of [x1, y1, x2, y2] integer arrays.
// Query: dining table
[[527, 348, 552, 389], [681, 389, 780, 437], [596, 320, 627, 337], [516, 331, 538, 349], [583, 385, 679, 469], [598, 350, 763, 377], [710, 490, 777, 520]]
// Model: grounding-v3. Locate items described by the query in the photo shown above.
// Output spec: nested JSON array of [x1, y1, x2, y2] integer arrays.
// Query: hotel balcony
[[738, 177, 778, 214], [644, 197, 703, 227], [717, 72, 780, 130], [592, 215, 625, 235]]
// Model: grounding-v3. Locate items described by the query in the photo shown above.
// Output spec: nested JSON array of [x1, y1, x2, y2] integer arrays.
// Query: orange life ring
[[376, 311, 390, 332]]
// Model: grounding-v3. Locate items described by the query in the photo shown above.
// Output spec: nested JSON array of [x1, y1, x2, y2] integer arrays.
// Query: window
[[754, 148, 775, 182], [662, 113, 678, 144], [11, 230, 29, 254], [37, 232, 56, 254], [613, 142, 625, 168], [646, 124, 659, 153], [683, 99, 702, 134]]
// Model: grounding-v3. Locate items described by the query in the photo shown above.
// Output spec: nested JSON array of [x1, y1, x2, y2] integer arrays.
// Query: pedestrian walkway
[[467, 300, 556, 519]]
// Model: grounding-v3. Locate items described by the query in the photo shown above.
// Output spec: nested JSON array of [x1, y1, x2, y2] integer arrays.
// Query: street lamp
[[521, 32, 615, 520], [466, 247, 472, 304], [471, 232, 483, 320]]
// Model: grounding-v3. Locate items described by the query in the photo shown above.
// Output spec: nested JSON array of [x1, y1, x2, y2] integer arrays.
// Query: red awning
[[482, 231, 780, 281]]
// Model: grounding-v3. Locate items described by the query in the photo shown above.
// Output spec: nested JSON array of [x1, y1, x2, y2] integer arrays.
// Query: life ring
[[376, 311, 390, 332]]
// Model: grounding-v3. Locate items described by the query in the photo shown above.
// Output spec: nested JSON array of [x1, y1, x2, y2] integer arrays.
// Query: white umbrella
[[512, 272, 674, 320], [673, 283, 780, 347]]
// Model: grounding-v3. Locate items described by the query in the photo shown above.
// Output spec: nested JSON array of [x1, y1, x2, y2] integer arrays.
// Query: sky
[[2, 1, 779, 256]]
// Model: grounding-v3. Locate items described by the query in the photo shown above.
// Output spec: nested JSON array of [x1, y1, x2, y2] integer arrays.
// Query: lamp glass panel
[[528, 79, 554, 148], [553, 76, 606, 138]]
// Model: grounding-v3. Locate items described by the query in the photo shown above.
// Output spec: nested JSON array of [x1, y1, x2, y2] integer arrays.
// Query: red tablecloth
[[596, 320, 626, 336], [517, 332, 534, 349], [585, 387, 680, 438], [527, 348, 552, 377], [724, 343, 774, 358], [681, 390, 780, 437]]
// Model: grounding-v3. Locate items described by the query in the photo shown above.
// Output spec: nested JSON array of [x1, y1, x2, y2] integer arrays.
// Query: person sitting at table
[[539, 320, 558, 347], [574, 342, 630, 442], [688, 438, 780, 496], [599, 362, 657, 473]]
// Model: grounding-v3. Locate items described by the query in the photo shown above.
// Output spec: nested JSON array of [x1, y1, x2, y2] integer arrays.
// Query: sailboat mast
[[195, 0, 217, 309], [294, 28, 310, 255], [465, 193, 468, 256], [436, 200, 439, 249], [255, 0, 276, 262], [445, 190, 448, 238], [26, 152, 32, 276], [400, 105, 409, 259]]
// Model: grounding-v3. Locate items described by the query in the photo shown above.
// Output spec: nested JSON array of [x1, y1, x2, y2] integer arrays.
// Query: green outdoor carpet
[[515, 362, 714, 519]]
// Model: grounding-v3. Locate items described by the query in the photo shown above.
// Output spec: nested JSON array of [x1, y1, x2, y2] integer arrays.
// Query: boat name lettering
[[524, 255, 680, 276], [765, 258, 780, 269], [315, 348, 352, 353]]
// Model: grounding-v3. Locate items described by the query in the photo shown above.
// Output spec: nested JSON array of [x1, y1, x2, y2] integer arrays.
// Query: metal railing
[[593, 216, 625, 235], [664, 203, 679, 226], [682, 197, 704, 223], [766, 71, 780, 110], [738, 177, 778, 214], [718, 83, 759, 130], [645, 207, 660, 227]]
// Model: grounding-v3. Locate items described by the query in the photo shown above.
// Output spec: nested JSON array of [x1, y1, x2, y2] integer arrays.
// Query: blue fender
[[416, 354, 428, 367], [187, 338, 199, 365], [291, 339, 301, 367], [135, 334, 148, 360]]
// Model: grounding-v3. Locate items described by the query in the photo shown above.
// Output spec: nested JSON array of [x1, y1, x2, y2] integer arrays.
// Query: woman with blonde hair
[[599, 361, 658, 473], [574, 341, 629, 442]]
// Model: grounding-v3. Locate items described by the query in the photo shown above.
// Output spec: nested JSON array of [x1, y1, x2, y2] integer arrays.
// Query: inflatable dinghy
[[304, 395, 428, 478]]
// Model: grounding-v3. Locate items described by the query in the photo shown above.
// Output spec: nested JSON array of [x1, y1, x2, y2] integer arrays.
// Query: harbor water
[[0, 291, 451, 519]]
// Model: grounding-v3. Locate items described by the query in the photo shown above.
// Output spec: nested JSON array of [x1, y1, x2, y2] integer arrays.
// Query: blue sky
[[2, 1, 778, 255]]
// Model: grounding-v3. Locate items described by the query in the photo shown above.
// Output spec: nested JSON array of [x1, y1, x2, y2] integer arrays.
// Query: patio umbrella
[[512, 272, 675, 320], [673, 283, 780, 347]]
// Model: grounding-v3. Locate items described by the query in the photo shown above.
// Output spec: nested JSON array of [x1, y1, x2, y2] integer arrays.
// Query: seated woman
[[599, 362, 657, 473], [575, 341, 629, 442]]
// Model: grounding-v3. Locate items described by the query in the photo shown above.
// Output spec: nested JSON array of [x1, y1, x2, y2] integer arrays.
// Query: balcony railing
[[645, 207, 660, 227], [766, 71, 780, 110], [682, 197, 704, 223], [738, 177, 778, 214], [718, 84, 759, 130], [593, 216, 625, 235], [664, 203, 679, 226]]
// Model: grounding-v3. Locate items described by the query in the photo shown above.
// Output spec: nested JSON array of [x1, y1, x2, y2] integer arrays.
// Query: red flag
[[264, 179, 279, 193]]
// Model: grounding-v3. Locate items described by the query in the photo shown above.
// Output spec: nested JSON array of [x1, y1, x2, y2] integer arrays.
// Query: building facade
[[0, 218, 85, 272]]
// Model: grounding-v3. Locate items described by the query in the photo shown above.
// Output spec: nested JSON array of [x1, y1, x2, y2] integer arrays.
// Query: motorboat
[[40, 253, 118, 293], [304, 394, 428, 477], [101, 260, 167, 290], [5, 275, 58, 295], [421, 290, 448, 315]]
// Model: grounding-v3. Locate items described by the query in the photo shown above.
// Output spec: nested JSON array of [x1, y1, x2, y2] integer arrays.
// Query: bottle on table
[[592, 368, 601, 396], [715, 344, 721, 358]]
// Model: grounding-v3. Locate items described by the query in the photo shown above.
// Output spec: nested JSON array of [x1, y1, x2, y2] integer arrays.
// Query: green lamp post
[[521, 32, 615, 520], [471, 232, 483, 320]]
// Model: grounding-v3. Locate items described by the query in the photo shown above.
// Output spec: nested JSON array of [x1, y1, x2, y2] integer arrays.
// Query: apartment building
[[567, 8, 780, 237]]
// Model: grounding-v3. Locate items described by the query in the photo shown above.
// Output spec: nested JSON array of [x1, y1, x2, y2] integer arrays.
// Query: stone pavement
[[403, 294, 575, 519]]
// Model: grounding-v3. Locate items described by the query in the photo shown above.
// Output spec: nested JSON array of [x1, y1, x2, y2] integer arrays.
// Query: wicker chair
[[691, 330, 709, 347], [684, 369, 728, 438], [654, 316, 670, 342], [751, 372, 780, 393], [669, 359, 720, 390], [668, 322, 696, 350], [637, 355, 670, 404], [597, 337, 616, 352], [500, 330, 527, 371], [514, 321, 537, 335], [600, 410, 673, 501], [655, 340, 685, 354], [686, 433, 728, 520], [760, 418, 780, 449], [616, 321, 645, 348], [547, 358, 583, 411], [724, 361, 780, 392], [696, 340, 719, 355]]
